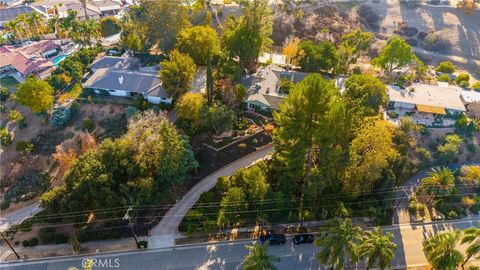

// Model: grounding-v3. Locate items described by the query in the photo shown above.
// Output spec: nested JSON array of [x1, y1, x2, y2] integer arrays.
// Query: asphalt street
[[2, 217, 479, 270]]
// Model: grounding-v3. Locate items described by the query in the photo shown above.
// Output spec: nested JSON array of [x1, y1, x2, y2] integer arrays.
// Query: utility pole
[[0, 231, 20, 259], [123, 206, 139, 248]]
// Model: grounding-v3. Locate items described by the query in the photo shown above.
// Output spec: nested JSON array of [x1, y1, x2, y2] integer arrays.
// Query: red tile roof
[[0, 41, 56, 76]]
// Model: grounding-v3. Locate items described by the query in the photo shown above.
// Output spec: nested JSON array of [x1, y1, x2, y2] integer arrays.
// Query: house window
[[109, 89, 115, 92], [249, 103, 255, 109]]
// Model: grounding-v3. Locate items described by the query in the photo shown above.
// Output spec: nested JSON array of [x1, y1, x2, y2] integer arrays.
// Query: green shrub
[[472, 81, 480, 91], [455, 73, 470, 85], [39, 227, 55, 244], [237, 143, 247, 150], [0, 199, 10, 210], [137, 240, 148, 249], [0, 128, 12, 146], [8, 110, 23, 122], [82, 117, 95, 132], [15, 141, 34, 154], [408, 198, 417, 214], [458, 80, 470, 88], [445, 210, 458, 219], [387, 111, 398, 118], [435, 61, 455, 74], [54, 234, 68, 244], [48, 73, 71, 91], [125, 106, 140, 119], [18, 220, 33, 232], [22, 240, 29, 247], [0, 86, 10, 101], [28, 238, 39, 247], [100, 16, 121, 37], [50, 106, 72, 129], [437, 74, 451, 82], [417, 204, 426, 217]]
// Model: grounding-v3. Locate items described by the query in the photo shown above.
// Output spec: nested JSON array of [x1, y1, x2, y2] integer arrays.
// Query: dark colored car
[[259, 233, 286, 245], [292, 234, 314, 245]]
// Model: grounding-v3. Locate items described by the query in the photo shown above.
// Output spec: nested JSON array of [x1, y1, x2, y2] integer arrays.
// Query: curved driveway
[[149, 144, 275, 248]]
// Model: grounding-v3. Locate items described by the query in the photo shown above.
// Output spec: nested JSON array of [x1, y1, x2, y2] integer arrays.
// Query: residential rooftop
[[83, 68, 168, 98], [89, 56, 140, 71], [387, 83, 466, 112]]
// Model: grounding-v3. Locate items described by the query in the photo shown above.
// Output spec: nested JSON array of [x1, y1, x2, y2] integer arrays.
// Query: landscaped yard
[[0, 76, 20, 91], [57, 83, 83, 104]]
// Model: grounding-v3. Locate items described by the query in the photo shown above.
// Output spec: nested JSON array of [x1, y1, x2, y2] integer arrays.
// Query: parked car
[[292, 234, 314, 245], [259, 233, 286, 245]]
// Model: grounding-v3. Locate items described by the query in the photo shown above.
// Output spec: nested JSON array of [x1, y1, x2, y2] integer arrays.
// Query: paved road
[[149, 145, 275, 248], [2, 217, 479, 270]]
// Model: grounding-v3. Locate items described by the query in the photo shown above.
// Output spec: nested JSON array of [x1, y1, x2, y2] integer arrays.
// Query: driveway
[[148, 144, 275, 248]]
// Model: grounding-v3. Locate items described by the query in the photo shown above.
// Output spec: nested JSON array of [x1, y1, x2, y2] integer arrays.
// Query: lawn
[[0, 76, 20, 91]]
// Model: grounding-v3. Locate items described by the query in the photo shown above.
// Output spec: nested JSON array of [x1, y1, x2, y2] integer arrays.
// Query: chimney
[[118, 75, 123, 85]]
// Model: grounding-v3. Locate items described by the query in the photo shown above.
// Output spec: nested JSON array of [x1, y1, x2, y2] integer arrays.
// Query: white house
[[387, 83, 466, 116], [82, 68, 172, 105]]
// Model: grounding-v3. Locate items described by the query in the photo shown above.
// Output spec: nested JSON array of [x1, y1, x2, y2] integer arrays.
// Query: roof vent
[[118, 75, 123, 85]]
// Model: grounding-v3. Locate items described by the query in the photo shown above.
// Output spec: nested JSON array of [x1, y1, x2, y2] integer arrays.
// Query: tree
[[423, 231, 464, 270], [461, 224, 480, 269], [99, 16, 121, 37], [282, 37, 300, 66], [373, 36, 421, 75], [123, 110, 198, 184], [315, 218, 362, 269], [242, 243, 280, 270], [338, 29, 374, 74], [296, 40, 339, 72], [50, 107, 72, 129], [48, 73, 72, 91], [343, 120, 399, 193], [457, 0, 477, 14], [437, 134, 463, 163], [0, 86, 10, 101], [206, 49, 214, 105], [358, 227, 397, 270], [419, 166, 455, 200], [217, 187, 247, 228], [121, 20, 145, 52], [435, 61, 456, 74], [459, 165, 480, 185], [176, 93, 206, 123], [201, 104, 235, 135], [16, 77, 54, 113], [222, 0, 272, 71], [160, 49, 196, 101], [344, 74, 387, 117], [176, 25, 220, 65], [273, 74, 339, 184], [136, 1, 190, 51], [76, 20, 101, 47]]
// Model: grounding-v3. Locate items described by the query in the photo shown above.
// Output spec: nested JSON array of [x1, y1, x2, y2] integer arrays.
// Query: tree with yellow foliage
[[457, 0, 477, 14], [282, 37, 300, 66]]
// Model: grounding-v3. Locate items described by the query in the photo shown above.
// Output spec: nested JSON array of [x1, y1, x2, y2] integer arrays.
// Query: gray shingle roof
[[89, 56, 140, 71], [83, 68, 168, 98]]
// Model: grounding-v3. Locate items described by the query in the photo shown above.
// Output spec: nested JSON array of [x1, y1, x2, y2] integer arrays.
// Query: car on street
[[259, 233, 286, 245], [292, 234, 314, 245]]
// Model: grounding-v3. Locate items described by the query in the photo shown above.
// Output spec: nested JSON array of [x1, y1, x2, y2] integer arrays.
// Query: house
[[241, 65, 307, 111], [0, 40, 58, 80], [83, 68, 171, 105], [387, 83, 466, 115], [91, 0, 123, 16], [89, 56, 140, 72], [0, 5, 46, 27], [386, 83, 467, 126]]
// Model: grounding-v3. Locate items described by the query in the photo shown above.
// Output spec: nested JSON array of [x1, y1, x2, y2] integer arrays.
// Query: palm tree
[[419, 166, 455, 201], [423, 231, 464, 270], [357, 227, 397, 270], [77, 20, 101, 47], [27, 11, 46, 36], [315, 218, 363, 269], [242, 243, 280, 270], [461, 224, 480, 270]]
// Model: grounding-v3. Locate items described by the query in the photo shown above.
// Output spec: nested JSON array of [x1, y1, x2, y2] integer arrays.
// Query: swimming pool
[[53, 54, 68, 67]]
